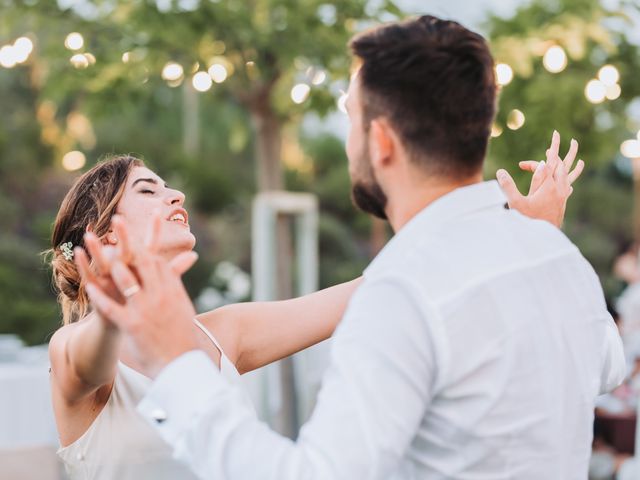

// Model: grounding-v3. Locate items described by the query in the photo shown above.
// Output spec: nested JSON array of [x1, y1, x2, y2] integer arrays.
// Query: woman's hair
[[48, 154, 144, 325]]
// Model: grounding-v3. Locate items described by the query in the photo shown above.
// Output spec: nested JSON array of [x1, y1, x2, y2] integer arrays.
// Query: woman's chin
[[164, 234, 196, 255]]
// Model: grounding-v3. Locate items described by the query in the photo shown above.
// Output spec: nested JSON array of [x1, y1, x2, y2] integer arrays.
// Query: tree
[[484, 0, 640, 300]]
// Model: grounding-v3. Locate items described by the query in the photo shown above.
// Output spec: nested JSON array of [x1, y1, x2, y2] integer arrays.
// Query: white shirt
[[139, 180, 625, 480]]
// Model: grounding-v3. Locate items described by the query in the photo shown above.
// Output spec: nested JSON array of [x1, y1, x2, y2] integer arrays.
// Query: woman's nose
[[166, 189, 185, 205]]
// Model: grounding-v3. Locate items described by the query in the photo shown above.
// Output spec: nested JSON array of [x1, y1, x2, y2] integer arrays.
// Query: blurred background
[[1, 0, 640, 479]]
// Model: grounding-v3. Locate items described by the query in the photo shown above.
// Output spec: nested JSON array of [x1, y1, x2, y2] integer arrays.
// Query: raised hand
[[76, 213, 200, 377], [496, 130, 585, 228]]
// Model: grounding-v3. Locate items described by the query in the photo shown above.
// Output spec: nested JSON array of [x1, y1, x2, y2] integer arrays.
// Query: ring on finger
[[123, 284, 141, 299]]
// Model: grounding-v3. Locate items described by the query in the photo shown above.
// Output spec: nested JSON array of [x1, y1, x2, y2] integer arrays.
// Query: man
[[84, 15, 623, 479]]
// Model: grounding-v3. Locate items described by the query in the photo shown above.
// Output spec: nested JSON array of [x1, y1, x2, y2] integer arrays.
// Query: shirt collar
[[364, 180, 507, 277]]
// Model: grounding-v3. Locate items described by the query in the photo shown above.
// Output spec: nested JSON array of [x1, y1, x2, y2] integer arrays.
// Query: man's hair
[[350, 15, 497, 179]]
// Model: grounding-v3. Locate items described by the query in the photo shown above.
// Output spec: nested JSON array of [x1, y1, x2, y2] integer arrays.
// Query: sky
[[396, 0, 519, 31]]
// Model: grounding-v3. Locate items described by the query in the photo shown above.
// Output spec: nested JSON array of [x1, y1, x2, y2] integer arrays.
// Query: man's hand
[[79, 214, 200, 378], [496, 130, 585, 228]]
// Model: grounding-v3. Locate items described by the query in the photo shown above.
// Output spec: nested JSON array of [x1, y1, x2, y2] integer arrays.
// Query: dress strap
[[193, 318, 227, 358]]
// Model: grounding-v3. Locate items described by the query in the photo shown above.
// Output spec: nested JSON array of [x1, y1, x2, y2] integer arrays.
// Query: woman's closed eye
[[140, 189, 155, 194]]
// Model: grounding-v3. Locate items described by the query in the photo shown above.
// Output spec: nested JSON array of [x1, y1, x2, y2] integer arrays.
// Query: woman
[[49, 145, 579, 479], [48, 155, 360, 479]]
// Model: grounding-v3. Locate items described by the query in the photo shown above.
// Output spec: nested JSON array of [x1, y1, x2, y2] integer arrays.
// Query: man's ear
[[369, 118, 394, 170]]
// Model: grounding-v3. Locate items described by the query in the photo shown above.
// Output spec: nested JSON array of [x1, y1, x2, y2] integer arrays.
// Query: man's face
[[344, 74, 388, 220]]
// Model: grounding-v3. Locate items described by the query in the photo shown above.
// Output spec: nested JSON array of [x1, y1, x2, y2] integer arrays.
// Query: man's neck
[[386, 173, 483, 232]]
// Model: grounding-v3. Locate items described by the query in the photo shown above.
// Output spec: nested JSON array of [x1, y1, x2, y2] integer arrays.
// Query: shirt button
[[76, 452, 85, 461], [151, 408, 168, 423]]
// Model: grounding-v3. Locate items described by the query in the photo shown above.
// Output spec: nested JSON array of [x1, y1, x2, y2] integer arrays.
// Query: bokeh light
[[585, 79, 606, 104], [605, 84, 621, 101], [621, 140, 640, 159], [0, 45, 17, 68], [64, 32, 84, 51], [598, 65, 620, 87], [337, 92, 348, 114], [507, 109, 525, 130], [13, 37, 33, 63], [70, 54, 89, 69], [62, 151, 86, 171], [162, 62, 184, 82], [495, 63, 513, 86], [291, 83, 311, 104], [192, 71, 213, 92], [543, 46, 567, 73], [208, 64, 228, 83]]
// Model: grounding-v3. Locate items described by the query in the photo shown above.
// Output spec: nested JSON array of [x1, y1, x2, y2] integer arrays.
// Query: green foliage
[[0, 236, 59, 345], [1, 0, 639, 345], [484, 0, 640, 300]]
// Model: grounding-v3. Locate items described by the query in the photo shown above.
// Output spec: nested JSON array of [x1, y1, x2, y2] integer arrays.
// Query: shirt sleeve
[[138, 276, 438, 480], [599, 313, 626, 394]]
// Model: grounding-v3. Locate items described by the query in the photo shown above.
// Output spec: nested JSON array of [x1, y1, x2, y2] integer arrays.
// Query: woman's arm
[[49, 312, 121, 404], [198, 278, 362, 374]]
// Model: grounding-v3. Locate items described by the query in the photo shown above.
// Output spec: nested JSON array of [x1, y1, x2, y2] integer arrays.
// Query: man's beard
[[350, 148, 388, 220]]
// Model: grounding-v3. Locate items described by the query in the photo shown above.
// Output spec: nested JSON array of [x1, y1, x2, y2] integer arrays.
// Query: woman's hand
[[496, 130, 585, 228], [80, 213, 200, 378], [76, 214, 196, 327]]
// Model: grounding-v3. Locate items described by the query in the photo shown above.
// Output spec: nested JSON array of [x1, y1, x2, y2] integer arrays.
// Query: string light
[[0, 45, 17, 68], [495, 63, 513, 86], [70, 54, 89, 69], [506, 109, 525, 130], [598, 65, 619, 87], [337, 92, 348, 113], [543, 46, 567, 73], [585, 79, 606, 104], [605, 84, 621, 100], [491, 124, 503, 137], [13, 37, 33, 63], [62, 151, 86, 171], [162, 62, 183, 82], [291, 83, 310, 104], [64, 32, 84, 51], [621, 140, 640, 159], [192, 71, 212, 92], [311, 70, 327, 85], [208, 64, 228, 83]]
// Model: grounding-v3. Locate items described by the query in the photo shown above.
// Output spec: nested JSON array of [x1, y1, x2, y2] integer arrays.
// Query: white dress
[[57, 319, 245, 480]]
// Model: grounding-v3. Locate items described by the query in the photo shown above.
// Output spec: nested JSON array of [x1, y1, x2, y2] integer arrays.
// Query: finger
[[496, 169, 524, 207], [86, 283, 126, 327], [568, 159, 585, 184], [110, 260, 144, 303], [519, 161, 540, 173], [546, 130, 561, 172], [74, 247, 99, 287], [563, 138, 579, 172], [170, 251, 199, 276], [112, 215, 134, 264], [529, 161, 548, 194], [144, 210, 163, 254], [553, 158, 569, 188], [84, 232, 111, 276]]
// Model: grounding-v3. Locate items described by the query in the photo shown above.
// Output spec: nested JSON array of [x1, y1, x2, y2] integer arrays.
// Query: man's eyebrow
[[132, 178, 168, 188]]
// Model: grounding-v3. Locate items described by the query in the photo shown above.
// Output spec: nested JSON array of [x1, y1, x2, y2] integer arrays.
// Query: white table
[[0, 361, 58, 449]]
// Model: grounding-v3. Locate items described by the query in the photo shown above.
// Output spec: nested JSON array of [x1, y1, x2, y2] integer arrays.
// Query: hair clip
[[60, 242, 74, 261]]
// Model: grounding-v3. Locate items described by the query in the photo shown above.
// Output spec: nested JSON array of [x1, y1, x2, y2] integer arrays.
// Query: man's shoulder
[[366, 211, 588, 303]]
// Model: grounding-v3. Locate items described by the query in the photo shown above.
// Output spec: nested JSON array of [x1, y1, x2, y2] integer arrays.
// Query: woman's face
[[111, 166, 196, 258]]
